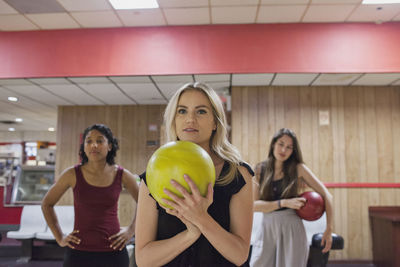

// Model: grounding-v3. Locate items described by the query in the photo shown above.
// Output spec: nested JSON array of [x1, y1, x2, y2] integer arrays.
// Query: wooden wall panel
[[231, 86, 400, 261], [55, 105, 165, 226], [299, 87, 313, 170], [258, 87, 270, 161]]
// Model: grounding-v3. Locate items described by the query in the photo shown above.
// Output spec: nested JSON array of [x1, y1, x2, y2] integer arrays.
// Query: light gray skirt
[[250, 209, 308, 267]]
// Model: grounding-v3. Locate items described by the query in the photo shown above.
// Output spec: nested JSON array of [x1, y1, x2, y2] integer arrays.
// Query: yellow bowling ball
[[146, 141, 216, 209]]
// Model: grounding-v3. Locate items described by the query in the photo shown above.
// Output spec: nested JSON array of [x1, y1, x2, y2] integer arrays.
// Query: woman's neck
[[84, 160, 109, 173], [274, 160, 284, 174]]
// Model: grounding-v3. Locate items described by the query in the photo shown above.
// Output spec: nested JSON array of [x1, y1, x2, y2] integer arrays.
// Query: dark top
[[140, 161, 254, 267], [271, 178, 284, 201], [258, 161, 288, 211], [73, 164, 123, 251]]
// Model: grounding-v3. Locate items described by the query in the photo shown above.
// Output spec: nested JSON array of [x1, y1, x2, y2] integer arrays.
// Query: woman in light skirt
[[250, 128, 333, 267]]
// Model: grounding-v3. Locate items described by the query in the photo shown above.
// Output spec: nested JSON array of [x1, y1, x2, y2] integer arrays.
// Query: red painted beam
[[325, 183, 400, 188], [0, 23, 400, 78]]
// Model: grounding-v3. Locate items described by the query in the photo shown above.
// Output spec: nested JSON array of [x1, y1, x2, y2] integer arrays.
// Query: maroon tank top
[[73, 164, 123, 251]]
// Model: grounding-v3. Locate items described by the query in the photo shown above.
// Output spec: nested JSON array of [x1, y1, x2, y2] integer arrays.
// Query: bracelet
[[277, 199, 281, 209]]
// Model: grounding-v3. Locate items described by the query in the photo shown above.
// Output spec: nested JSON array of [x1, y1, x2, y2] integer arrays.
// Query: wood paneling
[[55, 105, 165, 226], [231, 86, 400, 261]]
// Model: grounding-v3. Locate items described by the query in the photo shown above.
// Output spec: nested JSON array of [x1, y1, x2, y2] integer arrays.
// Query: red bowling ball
[[296, 191, 325, 221]]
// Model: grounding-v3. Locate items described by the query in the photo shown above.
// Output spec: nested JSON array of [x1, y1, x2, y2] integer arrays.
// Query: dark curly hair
[[79, 124, 119, 165]]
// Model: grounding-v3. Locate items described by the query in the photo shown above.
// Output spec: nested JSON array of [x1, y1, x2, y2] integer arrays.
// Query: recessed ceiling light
[[15, 118, 23, 122], [362, 0, 400, 4], [109, 0, 159, 9], [8, 128, 15, 131], [48, 127, 55, 132], [8, 96, 18, 102]]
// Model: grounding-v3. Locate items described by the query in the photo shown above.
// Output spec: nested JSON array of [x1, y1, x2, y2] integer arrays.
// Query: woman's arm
[[134, 182, 200, 267], [253, 162, 285, 213], [109, 169, 140, 250], [202, 165, 253, 265], [298, 163, 333, 252], [41, 167, 80, 248]]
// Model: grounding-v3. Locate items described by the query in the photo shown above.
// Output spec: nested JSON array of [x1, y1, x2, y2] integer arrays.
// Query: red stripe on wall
[[325, 183, 400, 188], [1, 23, 400, 78], [0, 142, 23, 145]]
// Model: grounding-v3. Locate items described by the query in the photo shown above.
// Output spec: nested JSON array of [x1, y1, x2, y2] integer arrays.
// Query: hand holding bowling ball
[[146, 141, 216, 209], [295, 191, 325, 221]]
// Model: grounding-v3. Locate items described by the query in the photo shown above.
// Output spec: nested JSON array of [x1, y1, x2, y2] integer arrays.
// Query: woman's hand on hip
[[109, 228, 134, 251], [58, 230, 80, 249]]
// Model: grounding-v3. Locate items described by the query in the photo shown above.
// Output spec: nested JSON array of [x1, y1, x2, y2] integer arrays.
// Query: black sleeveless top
[[140, 161, 254, 267]]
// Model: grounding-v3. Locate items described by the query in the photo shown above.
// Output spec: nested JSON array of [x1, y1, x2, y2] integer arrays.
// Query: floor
[[1, 231, 375, 267], [0, 258, 376, 267], [0, 258, 62, 267]]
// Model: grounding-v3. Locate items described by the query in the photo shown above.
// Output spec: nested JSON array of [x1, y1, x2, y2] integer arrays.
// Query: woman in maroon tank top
[[42, 124, 139, 267]]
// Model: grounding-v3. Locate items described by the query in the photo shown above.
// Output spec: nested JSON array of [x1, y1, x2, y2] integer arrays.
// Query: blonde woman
[[135, 83, 254, 266]]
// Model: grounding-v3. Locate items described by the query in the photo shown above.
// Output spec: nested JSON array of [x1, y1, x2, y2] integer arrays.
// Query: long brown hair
[[259, 128, 304, 201]]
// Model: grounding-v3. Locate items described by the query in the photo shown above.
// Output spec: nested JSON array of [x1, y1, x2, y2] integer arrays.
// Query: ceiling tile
[[70, 11, 122, 28], [303, 5, 356, 22], [26, 13, 80, 29], [194, 74, 230, 82], [4, 85, 73, 106], [69, 77, 110, 83], [232, 74, 274, 86], [78, 83, 135, 105], [0, 89, 17, 105], [206, 81, 230, 92], [118, 83, 163, 100], [5, 0, 65, 13], [258, 5, 306, 23], [347, 4, 400, 22], [156, 82, 188, 99], [0, 100, 56, 131], [312, 73, 362, 85], [109, 76, 152, 83], [152, 75, 194, 83], [272, 73, 318, 86], [157, 0, 208, 8], [0, 79, 32, 85], [211, 0, 259, 6], [57, 0, 112, 11], [28, 78, 71, 85], [0, 0, 18, 14], [163, 7, 209, 25], [212, 6, 257, 24], [261, 0, 308, 4], [117, 9, 165, 27], [41, 84, 103, 105], [0, 14, 38, 31], [0, 86, 56, 112], [352, 73, 400, 85]]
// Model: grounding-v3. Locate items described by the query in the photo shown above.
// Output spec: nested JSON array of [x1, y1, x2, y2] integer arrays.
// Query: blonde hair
[[163, 82, 241, 185]]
